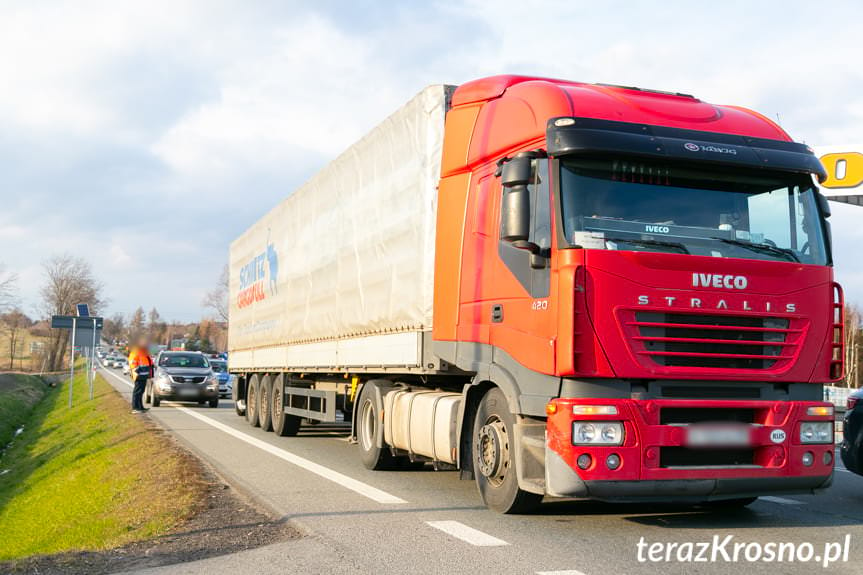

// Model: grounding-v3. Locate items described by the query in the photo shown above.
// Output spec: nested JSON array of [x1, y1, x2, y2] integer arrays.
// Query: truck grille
[[631, 312, 794, 370]]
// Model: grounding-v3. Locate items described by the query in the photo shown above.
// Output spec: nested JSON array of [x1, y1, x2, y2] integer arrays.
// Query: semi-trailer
[[229, 75, 840, 513]]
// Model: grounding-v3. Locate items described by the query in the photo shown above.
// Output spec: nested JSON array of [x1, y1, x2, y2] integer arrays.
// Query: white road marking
[[100, 368, 406, 505], [536, 571, 589, 575], [425, 520, 508, 547], [761, 496, 805, 505]]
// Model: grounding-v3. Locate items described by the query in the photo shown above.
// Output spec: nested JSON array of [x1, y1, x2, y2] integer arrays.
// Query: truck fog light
[[800, 422, 833, 444], [606, 453, 621, 470], [802, 452, 814, 467], [577, 454, 592, 470], [576, 423, 596, 443], [823, 451, 833, 466]]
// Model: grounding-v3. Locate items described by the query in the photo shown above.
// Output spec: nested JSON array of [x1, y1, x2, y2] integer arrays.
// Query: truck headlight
[[572, 422, 624, 445], [800, 422, 833, 444]]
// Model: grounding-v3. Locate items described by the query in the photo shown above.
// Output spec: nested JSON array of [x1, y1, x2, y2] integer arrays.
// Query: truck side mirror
[[817, 192, 831, 218], [500, 156, 533, 242]]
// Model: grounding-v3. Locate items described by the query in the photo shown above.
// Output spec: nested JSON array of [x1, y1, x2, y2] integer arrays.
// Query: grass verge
[[0, 373, 49, 449], [0, 371, 204, 561]]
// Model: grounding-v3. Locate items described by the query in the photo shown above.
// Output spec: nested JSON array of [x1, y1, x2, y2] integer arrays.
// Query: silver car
[[146, 351, 219, 408]]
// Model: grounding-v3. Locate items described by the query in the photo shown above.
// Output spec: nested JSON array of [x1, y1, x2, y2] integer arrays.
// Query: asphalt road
[[99, 366, 863, 575]]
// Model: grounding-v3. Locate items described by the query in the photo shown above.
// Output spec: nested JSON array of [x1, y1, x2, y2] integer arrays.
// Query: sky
[[1, 0, 862, 321]]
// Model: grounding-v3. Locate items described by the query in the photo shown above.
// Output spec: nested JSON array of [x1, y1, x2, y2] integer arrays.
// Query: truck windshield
[[559, 157, 828, 265]]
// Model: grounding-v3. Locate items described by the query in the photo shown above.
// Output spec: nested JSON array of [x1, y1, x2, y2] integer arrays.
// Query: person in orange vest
[[128, 337, 154, 414]]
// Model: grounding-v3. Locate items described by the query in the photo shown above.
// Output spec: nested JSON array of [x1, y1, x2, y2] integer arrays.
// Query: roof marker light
[[554, 118, 576, 127]]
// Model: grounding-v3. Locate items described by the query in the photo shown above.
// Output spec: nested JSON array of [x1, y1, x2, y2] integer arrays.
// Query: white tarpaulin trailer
[[815, 146, 863, 206], [229, 85, 453, 372]]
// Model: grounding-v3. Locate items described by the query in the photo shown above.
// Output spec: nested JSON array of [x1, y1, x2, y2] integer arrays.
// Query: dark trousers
[[132, 375, 147, 410]]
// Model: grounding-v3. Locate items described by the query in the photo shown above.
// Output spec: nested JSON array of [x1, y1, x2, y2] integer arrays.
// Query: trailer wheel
[[246, 375, 260, 427], [357, 381, 396, 470], [272, 381, 301, 436], [259, 376, 273, 432], [473, 387, 542, 514]]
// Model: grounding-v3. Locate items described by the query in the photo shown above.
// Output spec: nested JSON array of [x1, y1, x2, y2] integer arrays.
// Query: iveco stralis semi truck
[[228, 75, 841, 513]]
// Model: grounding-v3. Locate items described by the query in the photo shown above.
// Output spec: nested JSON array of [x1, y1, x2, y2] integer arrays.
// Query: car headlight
[[800, 421, 833, 444], [572, 421, 624, 445]]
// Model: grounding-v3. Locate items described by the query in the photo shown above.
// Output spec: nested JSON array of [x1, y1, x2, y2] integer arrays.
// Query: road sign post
[[52, 309, 103, 408]]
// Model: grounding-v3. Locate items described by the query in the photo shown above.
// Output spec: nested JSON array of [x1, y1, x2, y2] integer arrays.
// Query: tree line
[[0, 255, 226, 371]]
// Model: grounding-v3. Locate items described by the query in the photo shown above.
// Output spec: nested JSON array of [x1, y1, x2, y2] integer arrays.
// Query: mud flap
[[514, 418, 547, 495]]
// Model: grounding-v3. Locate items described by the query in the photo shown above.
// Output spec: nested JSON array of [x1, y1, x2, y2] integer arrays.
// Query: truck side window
[[498, 158, 551, 297]]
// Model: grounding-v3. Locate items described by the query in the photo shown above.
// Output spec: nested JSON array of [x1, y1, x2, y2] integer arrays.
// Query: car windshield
[[159, 354, 209, 368], [559, 157, 829, 265], [210, 361, 226, 372]]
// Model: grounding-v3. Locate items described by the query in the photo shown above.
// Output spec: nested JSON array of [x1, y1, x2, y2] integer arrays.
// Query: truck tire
[[357, 381, 397, 470], [272, 381, 301, 436], [473, 387, 542, 514], [259, 376, 273, 432], [246, 374, 260, 427]]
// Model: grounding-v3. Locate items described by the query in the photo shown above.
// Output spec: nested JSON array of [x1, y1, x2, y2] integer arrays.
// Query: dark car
[[146, 351, 219, 408], [209, 359, 233, 398], [840, 389, 863, 474]]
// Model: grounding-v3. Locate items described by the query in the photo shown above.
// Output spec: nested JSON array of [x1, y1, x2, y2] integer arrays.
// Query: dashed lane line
[[761, 496, 805, 505], [100, 367, 407, 505], [425, 520, 509, 547]]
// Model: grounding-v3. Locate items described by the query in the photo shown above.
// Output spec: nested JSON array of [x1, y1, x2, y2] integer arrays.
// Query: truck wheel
[[246, 375, 260, 427], [357, 381, 396, 470], [473, 388, 542, 514], [259, 376, 273, 432], [272, 382, 301, 436]]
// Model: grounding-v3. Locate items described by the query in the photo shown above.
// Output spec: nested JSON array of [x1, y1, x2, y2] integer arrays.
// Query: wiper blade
[[711, 238, 799, 263], [606, 237, 690, 254]]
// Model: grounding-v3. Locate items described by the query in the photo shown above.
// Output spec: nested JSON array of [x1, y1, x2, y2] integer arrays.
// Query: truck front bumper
[[544, 397, 835, 501]]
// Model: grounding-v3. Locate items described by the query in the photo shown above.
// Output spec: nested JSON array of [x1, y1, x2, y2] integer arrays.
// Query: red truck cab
[[432, 76, 839, 511]]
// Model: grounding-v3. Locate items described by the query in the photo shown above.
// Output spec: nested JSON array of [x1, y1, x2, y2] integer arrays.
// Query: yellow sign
[[820, 151, 863, 189]]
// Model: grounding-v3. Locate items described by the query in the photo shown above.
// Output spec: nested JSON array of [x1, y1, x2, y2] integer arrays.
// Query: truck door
[[491, 158, 556, 373]]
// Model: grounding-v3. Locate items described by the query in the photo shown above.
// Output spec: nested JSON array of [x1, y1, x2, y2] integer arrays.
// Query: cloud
[[1, 0, 863, 322]]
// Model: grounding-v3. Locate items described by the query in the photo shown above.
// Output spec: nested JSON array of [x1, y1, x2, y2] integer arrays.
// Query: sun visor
[[547, 117, 827, 182]]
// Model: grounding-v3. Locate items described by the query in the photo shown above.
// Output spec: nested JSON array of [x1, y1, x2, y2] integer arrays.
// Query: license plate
[[686, 424, 751, 447], [179, 388, 198, 398]]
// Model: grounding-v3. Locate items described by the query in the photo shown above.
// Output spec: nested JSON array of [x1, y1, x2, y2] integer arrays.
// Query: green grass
[[0, 371, 204, 561], [0, 374, 49, 449]]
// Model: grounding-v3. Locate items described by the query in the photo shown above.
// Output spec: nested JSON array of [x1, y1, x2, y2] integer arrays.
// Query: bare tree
[[128, 307, 146, 341], [203, 265, 229, 322], [103, 313, 126, 345], [40, 254, 105, 371], [1, 308, 31, 369], [0, 264, 18, 312], [148, 307, 166, 343]]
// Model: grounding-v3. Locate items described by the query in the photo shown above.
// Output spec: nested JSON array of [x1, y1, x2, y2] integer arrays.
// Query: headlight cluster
[[572, 421, 624, 446], [800, 422, 833, 444]]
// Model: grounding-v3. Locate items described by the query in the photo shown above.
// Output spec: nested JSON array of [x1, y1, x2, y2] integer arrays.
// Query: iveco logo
[[684, 142, 700, 152], [645, 225, 669, 233], [692, 272, 748, 290]]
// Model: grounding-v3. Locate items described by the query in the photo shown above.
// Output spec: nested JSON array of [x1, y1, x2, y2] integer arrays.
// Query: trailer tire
[[473, 387, 542, 514], [357, 381, 397, 470], [259, 376, 273, 432], [246, 375, 260, 427], [272, 381, 301, 437]]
